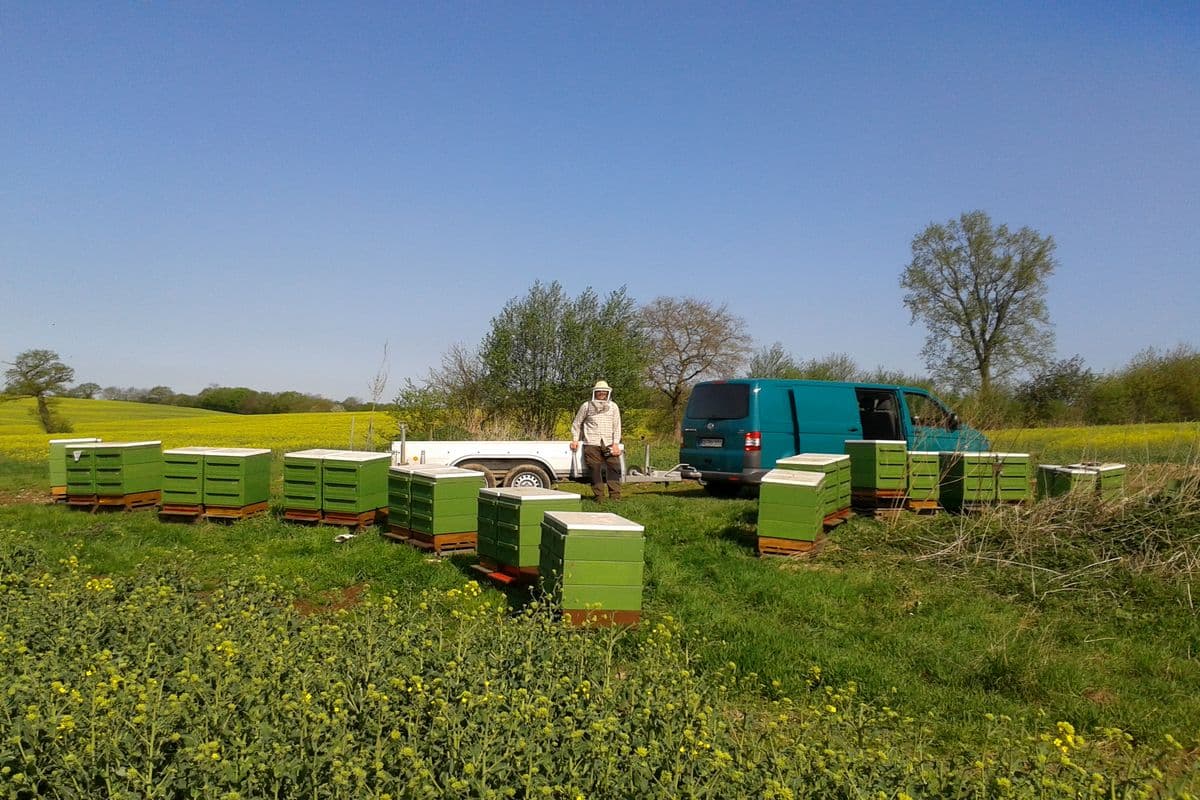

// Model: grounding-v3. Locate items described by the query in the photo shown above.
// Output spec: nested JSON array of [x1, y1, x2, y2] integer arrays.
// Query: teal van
[[679, 379, 989, 496]]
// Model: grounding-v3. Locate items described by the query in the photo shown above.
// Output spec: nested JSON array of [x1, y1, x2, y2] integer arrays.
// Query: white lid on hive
[[286, 448, 343, 458], [49, 437, 101, 444], [411, 466, 485, 479], [494, 487, 581, 501], [390, 463, 455, 475], [761, 469, 825, 487], [477, 487, 504, 498], [776, 453, 849, 466], [70, 441, 161, 449], [843, 439, 908, 446], [908, 450, 941, 456], [205, 447, 271, 457], [323, 450, 391, 463], [163, 446, 215, 455], [542, 511, 644, 532], [991, 452, 1030, 459]]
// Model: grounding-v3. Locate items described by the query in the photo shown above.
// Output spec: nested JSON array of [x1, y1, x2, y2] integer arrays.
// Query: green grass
[[2, 460, 1197, 748]]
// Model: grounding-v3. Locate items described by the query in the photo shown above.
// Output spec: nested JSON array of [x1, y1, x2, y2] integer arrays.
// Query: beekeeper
[[569, 380, 623, 501]]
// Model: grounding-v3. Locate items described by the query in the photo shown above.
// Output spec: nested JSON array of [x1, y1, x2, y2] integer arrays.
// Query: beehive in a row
[[1037, 463, 1126, 501], [408, 466, 485, 536], [283, 449, 389, 514], [49, 438, 101, 495], [907, 451, 941, 503], [388, 464, 456, 530], [65, 441, 162, 497], [774, 454, 850, 516], [162, 447, 271, 507], [478, 487, 581, 569], [843, 440, 908, 492], [539, 511, 645, 620], [939, 452, 1032, 510], [756, 468, 825, 542]]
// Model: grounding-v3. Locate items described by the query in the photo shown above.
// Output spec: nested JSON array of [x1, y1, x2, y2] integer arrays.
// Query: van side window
[[855, 388, 903, 440], [904, 392, 950, 429]]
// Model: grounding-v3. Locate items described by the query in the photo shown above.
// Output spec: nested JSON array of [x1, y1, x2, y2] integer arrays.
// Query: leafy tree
[[796, 352, 860, 382], [639, 297, 750, 441], [480, 282, 647, 439], [68, 382, 101, 399], [747, 343, 805, 379], [901, 211, 1057, 394], [3, 349, 75, 432], [1015, 355, 1095, 424], [144, 386, 176, 404]]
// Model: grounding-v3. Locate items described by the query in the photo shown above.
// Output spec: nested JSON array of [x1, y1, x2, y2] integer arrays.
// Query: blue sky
[[2, 2, 1197, 400]]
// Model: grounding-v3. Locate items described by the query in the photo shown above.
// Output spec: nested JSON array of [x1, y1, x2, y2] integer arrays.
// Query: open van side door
[[901, 390, 960, 451]]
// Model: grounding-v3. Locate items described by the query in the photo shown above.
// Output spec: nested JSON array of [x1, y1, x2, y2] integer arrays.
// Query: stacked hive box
[[283, 449, 341, 513], [540, 511, 645, 625], [49, 438, 101, 499], [1067, 463, 1127, 500], [993, 453, 1032, 503], [321, 451, 390, 516], [162, 447, 211, 507], [408, 466, 486, 542], [388, 465, 461, 537], [476, 487, 503, 558], [774, 454, 851, 517], [203, 448, 271, 512], [938, 452, 995, 511], [491, 488, 582, 572], [756, 468, 826, 544], [843, 440, 908, 493], [907, 451, 941, 504], [65, 441, 163, 507], [1036, 465, 1098, 500]]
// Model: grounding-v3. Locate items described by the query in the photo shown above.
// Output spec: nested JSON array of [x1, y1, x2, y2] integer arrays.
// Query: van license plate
[[699, 437, 723, 447]]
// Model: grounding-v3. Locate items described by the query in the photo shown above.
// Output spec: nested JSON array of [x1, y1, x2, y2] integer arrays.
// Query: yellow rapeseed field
[[987, 421, 1200, 463], [0, 398, 394, 462]]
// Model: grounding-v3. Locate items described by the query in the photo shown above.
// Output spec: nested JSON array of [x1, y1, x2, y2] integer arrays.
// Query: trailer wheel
[[504, 463, 551, 489], [459, 462, 497, 488]]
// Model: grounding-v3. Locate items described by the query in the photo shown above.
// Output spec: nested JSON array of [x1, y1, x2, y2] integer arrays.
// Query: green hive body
[[321, 451, 390, 514], [1067, 463, 1127, 501], [993, 453, 1032, 503], [389, 464, 459, 531], [1036, 465, 1098, 500], [65, 441, 162, 496], [49, 438, 100, 489], [476, 487, 502, 560], [490, 487, 582, 569], [408, 467, 486, 535], [774, 454, 851, 515], [939, 452, 995, 510], [907, 451, 941, 503], [756, 469, 825, 542], [539, 511, 645, 611], [203, 448, 271, 507], [843, 440, 908, 491], [162, 447, 212, 505], [283, 449, 341, 511]]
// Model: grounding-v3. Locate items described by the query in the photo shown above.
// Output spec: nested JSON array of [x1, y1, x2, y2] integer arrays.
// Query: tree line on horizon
[[6, 211, 1199, 436]]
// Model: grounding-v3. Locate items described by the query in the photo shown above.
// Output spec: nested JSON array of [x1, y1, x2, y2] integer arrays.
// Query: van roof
[[696, 378, 933, 393]]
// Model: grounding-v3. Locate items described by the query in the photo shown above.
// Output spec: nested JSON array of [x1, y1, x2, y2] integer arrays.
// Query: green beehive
[[844, 440, 908, 491], [162, 447, 212, 505], [907, 451, 941, 503], [388, 464, 443, 531], [492, 487, 582, 569], [539, 511, 645, 611], [66, 441, 162, 496], [774, 454, 851, 516], [939, 452, 996, 510], [994, 453, 1032, 502], [49, 438, 100, 490], [1036, 465, 1098, 500], [283, 449, 341, 510], [322, 451, 390, 514], [1068, 463, 1127, 500], [408, 466, 486, 535], [476, 487, 503, 560], [756, 468, 825, 542], [203, 448, 271, 507]]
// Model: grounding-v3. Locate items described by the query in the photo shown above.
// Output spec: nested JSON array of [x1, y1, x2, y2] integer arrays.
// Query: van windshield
[[686, 384, 749, 420]]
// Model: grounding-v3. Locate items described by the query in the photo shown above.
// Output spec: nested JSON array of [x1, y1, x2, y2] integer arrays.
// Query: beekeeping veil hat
[[591, 380, 612, 411]]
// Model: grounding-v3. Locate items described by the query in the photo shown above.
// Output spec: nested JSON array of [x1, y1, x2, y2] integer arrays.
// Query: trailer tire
[[504, 463, 552, 489], [459, 462, 497, 488]]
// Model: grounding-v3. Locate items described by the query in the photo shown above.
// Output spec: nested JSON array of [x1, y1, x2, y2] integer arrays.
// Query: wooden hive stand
[[322, 508, 384, 531], [470, 558, 538, 586], [562, 609, 641, 627], [159, 503, 204, 522], [204, 501, 270, 522], [406, 530, 477, 556], [755, 535, 825, 558], [381, 524, 412, 542], [283, 508, 323, 524]]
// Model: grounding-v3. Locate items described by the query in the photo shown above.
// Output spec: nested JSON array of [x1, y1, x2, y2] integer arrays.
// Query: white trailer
[[390, 436, 688, 489]]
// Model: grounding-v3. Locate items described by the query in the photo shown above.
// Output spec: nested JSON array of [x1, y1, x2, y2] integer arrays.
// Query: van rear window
[[686, 384, 749, 420]]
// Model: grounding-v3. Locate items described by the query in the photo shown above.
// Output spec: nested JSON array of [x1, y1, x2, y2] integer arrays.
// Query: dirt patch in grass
[[293, 583, 367, 616]]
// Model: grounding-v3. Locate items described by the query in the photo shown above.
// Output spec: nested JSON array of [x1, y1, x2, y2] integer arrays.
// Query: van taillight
[[744, 432, 761, 452]]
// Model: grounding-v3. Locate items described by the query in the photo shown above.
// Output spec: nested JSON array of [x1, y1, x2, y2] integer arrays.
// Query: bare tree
[[901, 210, 1057, 394], [640, 297, 751, 442], [364, 341, 390, 449]]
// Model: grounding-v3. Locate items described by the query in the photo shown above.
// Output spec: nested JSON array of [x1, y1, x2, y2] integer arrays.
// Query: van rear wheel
[[459, 462, 497, 488]]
